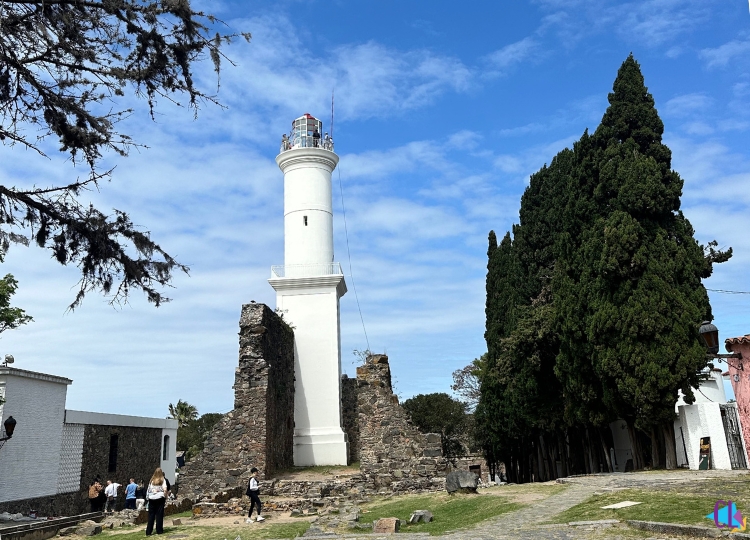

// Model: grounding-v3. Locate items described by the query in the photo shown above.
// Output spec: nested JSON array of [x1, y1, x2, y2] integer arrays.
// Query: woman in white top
[[145, 467, 168, 535], [245, 467, 264, 523]]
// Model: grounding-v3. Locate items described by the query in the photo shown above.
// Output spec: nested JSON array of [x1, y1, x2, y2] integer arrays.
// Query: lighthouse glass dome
[[282, 114, 334, 152]]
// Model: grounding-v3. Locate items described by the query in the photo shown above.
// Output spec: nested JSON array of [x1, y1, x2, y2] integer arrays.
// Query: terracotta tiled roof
[[725, 334, 750, 352]]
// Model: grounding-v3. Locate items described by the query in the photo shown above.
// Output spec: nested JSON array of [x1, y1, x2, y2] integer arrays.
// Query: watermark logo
[[706, 501, 746, 532]]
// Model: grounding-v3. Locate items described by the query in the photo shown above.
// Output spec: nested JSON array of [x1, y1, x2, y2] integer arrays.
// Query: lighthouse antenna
[[330, 89, 335, 141]]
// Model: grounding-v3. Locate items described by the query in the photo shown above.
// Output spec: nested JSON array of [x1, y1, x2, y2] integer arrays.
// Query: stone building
[[0, 366, 176, 516]]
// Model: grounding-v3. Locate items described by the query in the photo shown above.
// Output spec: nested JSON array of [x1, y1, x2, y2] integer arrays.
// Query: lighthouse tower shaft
[[269, 117, 348, 466]]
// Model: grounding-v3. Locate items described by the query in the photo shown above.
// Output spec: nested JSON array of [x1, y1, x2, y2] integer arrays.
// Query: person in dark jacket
[[245, 467, 264, 523]]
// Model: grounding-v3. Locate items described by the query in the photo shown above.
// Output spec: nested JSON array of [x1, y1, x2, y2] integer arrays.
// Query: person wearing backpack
[[244, 468, 264, 523]]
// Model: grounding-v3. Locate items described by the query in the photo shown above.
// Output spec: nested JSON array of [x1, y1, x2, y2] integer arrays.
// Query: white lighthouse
[[269, 114, 349, 466]]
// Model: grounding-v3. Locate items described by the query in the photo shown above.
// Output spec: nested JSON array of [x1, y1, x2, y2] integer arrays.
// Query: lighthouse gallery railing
[[270, 263, 343, 279]]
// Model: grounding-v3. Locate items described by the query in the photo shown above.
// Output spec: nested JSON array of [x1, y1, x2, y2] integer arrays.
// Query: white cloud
[[535, 0, 711, 47], [210, 15, 474, 123], [682, 121, 715, 136], [483, 37, 541, 76], [700, 38, 750, 68], [663, 93, 713, 118]]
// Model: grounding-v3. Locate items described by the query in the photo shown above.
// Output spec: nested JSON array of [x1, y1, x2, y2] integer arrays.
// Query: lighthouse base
[[293, 429, 349, 466]]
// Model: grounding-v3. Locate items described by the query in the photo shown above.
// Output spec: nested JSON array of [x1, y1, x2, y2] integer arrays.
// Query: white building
[[0, 366, 176, 515], [673, 369, 748, 470], [269, 113, 349, 466]]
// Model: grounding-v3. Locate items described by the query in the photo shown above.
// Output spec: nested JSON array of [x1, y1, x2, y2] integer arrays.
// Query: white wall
[[160, 427, 177, 483], [609, 419, 633, 472], [272, 275, 348, 466], [679, 402, 733, 470], [278, 148, 338, 268], [0, 369, 70, 502], [674, 418, 690, 468], [676, 369, 727, 410]]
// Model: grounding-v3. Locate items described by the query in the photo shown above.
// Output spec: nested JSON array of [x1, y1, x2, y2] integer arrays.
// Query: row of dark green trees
[[475, 56, 731, 482]]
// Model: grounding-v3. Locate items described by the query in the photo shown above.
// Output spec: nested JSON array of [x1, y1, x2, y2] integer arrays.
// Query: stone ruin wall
[[345, 354, 448, 492], [181, 319, 448, 509], [179, 303, 295, 501]]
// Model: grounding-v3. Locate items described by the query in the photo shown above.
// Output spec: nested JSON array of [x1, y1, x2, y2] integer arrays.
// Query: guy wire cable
[[706, 289, 750, 294], [337, 164, 370, 352]]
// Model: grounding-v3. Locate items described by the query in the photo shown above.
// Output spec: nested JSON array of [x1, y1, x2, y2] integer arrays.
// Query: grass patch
[[551, 479, 750, 527], [100, 521, 310, 540], [169, 510, 193, 518], [361, 492, 522, 535]]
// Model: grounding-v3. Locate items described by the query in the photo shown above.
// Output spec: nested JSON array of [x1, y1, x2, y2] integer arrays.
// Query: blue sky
[[1, 0, 749, 417]]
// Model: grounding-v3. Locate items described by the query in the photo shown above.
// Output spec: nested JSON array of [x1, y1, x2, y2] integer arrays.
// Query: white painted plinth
[[269, 274, 348, 466], [293, 429, 349, 466]]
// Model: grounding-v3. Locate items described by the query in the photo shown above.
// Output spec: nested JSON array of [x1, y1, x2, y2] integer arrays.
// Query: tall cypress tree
[[480, 54, 731, 475], [555, 55, 730, 467]]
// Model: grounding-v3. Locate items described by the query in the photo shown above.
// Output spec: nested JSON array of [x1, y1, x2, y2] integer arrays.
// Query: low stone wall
[[0, 491, 82, 518], [179, 303, 295, 500], [354, 355, 448, 492]]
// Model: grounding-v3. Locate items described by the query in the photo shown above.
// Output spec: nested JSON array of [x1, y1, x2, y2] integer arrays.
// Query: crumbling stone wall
[[341, 376, 359, 464], [179, 303, 295, 500], [353, 354, 448, 492]]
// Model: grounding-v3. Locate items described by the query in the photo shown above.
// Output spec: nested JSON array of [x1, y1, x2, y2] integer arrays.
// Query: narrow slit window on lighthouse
[[303, 215, 308, 226]]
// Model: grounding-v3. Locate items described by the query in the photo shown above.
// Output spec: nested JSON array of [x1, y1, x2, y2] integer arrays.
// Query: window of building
[[108, 434, 119, 472], [163, 435, 170, 461]]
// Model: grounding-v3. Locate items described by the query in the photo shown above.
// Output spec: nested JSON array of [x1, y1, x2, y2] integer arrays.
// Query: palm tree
[[168, 400, 198, 428]]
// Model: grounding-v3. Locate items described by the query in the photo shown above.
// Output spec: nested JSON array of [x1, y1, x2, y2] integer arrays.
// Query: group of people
[[86, 466, 265, 534], [280, 129, 334, 152], [87, 467, 173, 535]]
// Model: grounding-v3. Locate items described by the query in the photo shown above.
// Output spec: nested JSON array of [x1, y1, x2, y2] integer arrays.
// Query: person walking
[[104, 480, 121, 513], [124, 478, 137, 510], [245, 467, 264, 523], [145, 468, 168, 535]]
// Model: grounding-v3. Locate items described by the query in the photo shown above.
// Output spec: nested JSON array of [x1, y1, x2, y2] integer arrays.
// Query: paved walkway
[[448, 470, 746, 540], [305, 470, 748, 540]]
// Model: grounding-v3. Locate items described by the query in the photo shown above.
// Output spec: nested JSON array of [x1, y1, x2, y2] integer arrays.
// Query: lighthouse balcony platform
[[271, 263, 343, 279]]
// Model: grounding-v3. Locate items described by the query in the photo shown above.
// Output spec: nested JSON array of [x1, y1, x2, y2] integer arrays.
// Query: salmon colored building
[[726, 334, 750, 460]]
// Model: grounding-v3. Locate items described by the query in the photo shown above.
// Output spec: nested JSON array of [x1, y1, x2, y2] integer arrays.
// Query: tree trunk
[[591, 427, 601, 472], [580, 428, 590, 474], [627, 421, 644, 470], [547, 434, 558, 480], [662, 422, 678, 470], [535, 437, 544, 481], [539, 433, 552, 480], [650, 427, 660, 469], [598, 427, 614, 473], [557, 430, 569, 477]]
